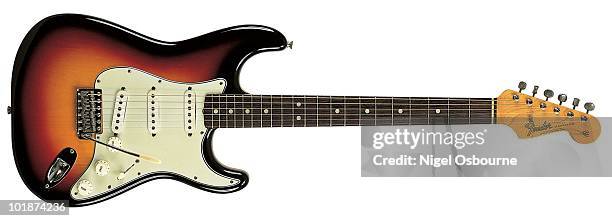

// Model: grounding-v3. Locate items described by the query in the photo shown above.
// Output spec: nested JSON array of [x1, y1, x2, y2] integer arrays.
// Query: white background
[[1, 0, 611, 220]]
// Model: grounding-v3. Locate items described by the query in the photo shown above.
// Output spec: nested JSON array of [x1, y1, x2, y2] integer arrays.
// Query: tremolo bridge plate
[[76, 88, 103, 137]]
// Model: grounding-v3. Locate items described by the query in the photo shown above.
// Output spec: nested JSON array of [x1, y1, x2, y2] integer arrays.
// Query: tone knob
[[584, 102, 595, 114], [107, 136, 122, 152], [518, 81, 527, 93], [94, 160, 111, 176], [557, 94, 567, 105], [77, 180, 94, 196], [572, 98, 580, 109], [543, 89, 554, 101]]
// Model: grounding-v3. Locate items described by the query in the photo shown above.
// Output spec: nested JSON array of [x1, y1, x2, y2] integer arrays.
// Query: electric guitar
[[9, 14, 600, 206]]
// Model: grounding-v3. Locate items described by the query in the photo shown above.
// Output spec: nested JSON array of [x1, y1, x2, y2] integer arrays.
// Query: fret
[[251, 95, 262, 128], [218, 96, 227, 128], [281, 96, 294, 127], [410, 98, 428, 125], [359, 97, 376, 126], [449, 99, 470, 125], [392, 97, 410, 125], [293, 96, 306, 127], [225, 95, 235, 128], [271, 95, 282, 127], [234, 95, 244, 128], [317, 96, 331, 127], [428, 98, 449, 125], [469, 98, 493, 124], [203, 95, 495, 128], [331, 96, 345, 126], [261, 95, 272, 127], [212, 94, 219, 128], [305, 96, 318, 127], [203, 97, 212, 128], [345, 96, 360, 126], [376, 97, 393, 126]]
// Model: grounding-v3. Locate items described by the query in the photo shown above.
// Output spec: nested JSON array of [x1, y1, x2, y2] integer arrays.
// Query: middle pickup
[[184, 88, 196, 136]]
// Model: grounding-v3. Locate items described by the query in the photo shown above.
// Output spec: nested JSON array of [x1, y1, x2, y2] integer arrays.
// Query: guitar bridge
[[76, 88, 103, 138]]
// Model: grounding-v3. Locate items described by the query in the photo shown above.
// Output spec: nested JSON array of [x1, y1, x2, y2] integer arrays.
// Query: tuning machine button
[[94, 160, 110, 176], [532, 85, 539, 96], [77, 180, 94, 196], [543, 89, 554, 101], [518, 81, 527, 93], [584, 102, 595, 114], [558, 94, 567, 105], [572, 98, 580, 109]]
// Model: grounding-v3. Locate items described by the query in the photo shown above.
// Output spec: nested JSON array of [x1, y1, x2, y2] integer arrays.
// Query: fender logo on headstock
[[523, 115, 572, 137]]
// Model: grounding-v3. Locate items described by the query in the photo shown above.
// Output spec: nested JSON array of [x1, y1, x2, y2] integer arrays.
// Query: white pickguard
[[71, 67, 239, 200]]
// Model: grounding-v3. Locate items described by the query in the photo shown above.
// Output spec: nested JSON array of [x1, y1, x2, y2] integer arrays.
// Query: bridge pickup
[[76, 88, 102, 138], [111, 90, 128, 134]]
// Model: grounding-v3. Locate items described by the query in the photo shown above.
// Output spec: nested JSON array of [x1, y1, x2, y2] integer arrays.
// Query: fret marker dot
[[213, 109, 219, 114], [228, 109, 233, 114], [296, 116, 301, 120], [264, 109, 269, 114], [296, 102, 301, 107], [365, 109, 370, 114], [335, 109, 340, 114], [398, 109, 403, 114], [435, 109, 441, 114], [245, 109, 250, 114]]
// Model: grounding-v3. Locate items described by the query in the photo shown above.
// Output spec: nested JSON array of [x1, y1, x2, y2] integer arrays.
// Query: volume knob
[[107, 136, 122, 152]]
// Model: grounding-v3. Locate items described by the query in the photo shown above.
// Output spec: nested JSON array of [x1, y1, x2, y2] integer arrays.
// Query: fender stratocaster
[[9, 14, 600, 206]]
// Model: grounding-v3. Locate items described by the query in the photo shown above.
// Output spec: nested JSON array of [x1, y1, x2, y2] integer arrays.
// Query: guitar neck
[[203, 95, 497, 128]]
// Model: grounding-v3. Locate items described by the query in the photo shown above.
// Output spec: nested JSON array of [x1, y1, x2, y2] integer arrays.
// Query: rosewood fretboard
[[202, 95, 497, 128]]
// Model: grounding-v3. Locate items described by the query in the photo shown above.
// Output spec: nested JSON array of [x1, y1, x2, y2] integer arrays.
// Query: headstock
[[497, 82, 600, 144]]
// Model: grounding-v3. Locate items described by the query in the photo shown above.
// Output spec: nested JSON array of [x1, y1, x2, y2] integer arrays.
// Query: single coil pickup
[[184, 89, 196, 135], [148, 90, 159, 135], [111, 90, 128, 134]]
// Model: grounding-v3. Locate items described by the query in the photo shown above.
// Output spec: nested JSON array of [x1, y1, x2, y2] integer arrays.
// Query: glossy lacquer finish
[[11, 14, 287, 206]]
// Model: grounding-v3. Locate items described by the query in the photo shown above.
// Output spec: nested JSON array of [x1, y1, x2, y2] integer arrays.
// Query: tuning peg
[[584, 102, 595, 114], [572, 98, 580, 109], [558, 94, 567, 105], [518, 81, 527, 93], [543, 89, 554, 101], [532, 85, 539, 96]]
